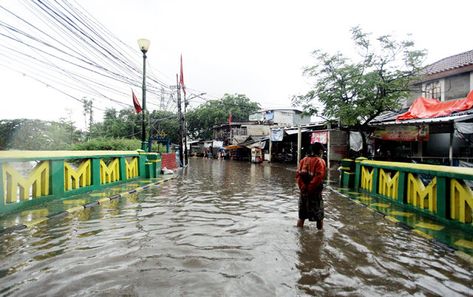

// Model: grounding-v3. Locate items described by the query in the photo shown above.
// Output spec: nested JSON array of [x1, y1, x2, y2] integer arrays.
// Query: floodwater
[[0, 158, 472, 296]]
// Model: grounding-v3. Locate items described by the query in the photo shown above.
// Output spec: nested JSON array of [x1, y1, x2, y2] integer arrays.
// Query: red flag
[[132, 90, 142, 113], [179, 54, 186, 96], [228, 111, 232, 125]]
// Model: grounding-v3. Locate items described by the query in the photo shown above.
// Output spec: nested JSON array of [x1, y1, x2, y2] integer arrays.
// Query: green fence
[[0, 150, 161, 215], [340, 158, 473, 227]]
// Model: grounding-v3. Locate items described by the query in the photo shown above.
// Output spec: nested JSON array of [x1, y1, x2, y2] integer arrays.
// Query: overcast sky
[[1, 0, 472, 129]]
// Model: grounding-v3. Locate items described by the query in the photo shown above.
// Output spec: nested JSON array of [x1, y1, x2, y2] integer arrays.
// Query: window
[[424, 81, 442, 100], [232, 127, 247, 136]]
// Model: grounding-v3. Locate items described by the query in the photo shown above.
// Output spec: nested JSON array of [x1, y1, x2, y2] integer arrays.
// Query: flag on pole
[[179, 54, 186, 96], [132, 90, 142, 113], [228, 111, 232, 125]]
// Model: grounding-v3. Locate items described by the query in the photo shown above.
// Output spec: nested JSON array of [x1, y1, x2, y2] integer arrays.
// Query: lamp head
[[137, 38, 150, 53]]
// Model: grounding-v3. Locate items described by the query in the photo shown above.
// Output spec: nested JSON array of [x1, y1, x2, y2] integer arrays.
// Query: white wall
[[246, 125, 270, 136]]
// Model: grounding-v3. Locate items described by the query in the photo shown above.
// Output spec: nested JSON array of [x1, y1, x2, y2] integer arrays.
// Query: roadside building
[[369, 50, 473, 165], [248, 108, 311, 127], [212, 108, 311, 161], [269, 122, 347, 180], [408, 50, 473, 106]]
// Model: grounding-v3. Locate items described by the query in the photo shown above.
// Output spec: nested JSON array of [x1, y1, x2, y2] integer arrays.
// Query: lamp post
[[138, 38, 150, 151]]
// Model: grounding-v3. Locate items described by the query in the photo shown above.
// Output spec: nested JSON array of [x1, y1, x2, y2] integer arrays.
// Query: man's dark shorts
[[298, 187, 324, 221]]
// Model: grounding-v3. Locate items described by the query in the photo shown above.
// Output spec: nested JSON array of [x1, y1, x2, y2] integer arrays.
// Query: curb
[[0, 175, 176, 235]]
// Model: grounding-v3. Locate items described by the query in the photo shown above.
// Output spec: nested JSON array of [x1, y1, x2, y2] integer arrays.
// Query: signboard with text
[[373, 125, 429, 141]]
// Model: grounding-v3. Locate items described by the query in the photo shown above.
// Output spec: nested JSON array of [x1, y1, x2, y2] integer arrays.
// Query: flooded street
[[0, 158, 472, 296]]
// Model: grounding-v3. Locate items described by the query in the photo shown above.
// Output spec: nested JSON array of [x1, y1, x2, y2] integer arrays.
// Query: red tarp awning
[[397, 90, 473, 120]]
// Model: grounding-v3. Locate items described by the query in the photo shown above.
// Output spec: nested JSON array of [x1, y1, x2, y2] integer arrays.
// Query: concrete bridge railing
[[340, 158, 473, 226], [0, 150, 161, 215]]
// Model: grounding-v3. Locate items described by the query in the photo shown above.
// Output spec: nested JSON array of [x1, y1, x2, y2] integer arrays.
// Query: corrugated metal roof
[[285, 128, 311, 135], [369, 110, 406, 123], [369, 111, 473, 126]]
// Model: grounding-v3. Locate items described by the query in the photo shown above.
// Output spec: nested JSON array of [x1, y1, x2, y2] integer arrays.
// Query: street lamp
[[183, 92, 206, 164], [138, 38, 150, 151]]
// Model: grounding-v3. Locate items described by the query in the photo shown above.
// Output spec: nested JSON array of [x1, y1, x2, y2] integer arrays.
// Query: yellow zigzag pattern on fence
[[64, 160, 91, 191], [125, 157, 139, 179], [3, 161, 50, 204], [378, 169, 399, 199], [407, 173, 436, 213], [361, 166, 373, 191], [450, 179, 473, 223], [100, 159, 120, 184]]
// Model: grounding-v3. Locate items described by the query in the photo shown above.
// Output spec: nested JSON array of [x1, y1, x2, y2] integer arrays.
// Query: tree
[[90, 108, 140, 139], [0, 119, 82, 150], [293, 26, 426, 130], [82, 98, 93, 133], [88, 108, 180, 145], [149, 110, 180, 144], [186, 93, 260, 140]]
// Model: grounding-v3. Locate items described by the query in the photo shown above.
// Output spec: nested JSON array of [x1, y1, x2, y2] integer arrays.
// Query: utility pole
[[160, 87, 165, 110], [183, 93, 188, 165], [176, 74, 184, 167], [297, 125, 301, 165]]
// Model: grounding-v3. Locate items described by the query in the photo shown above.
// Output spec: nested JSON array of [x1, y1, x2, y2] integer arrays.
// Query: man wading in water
[[296, 142, 326, 229]]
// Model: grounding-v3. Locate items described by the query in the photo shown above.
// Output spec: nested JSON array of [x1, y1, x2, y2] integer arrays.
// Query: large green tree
[[149, 110, 180, 144], [186, 93, 260, 140], [0, 119, 81, 150], [293, 26, 426, 129], [88, 108, 180, 144], [90, 108, 140, 139]]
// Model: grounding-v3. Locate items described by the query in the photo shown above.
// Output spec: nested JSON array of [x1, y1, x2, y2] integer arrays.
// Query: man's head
[[309, 142, 325, 156]]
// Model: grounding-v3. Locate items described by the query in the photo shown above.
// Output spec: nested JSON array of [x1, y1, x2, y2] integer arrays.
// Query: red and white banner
[[310, 131, 328, 144]]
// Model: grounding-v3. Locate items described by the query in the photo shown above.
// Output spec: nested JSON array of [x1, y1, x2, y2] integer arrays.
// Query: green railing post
[[50, 160, 65, 197], [138, 154, 146, 178], [397, 171, 406, 203], [340, 159, 354, 188], [354, 157, 366, 191], [436, 176, 448, 219], [372, 167, 379, 195], [91, 158, 101, 188], [119, 157, 127, 181]]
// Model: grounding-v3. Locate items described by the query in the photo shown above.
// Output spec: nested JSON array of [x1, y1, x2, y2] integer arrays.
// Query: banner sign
[[270, 129, 284, 141], [264, 111, 274, 121], [213, 140, 223, 148], [310, 131, 328, 144], [373, 125, 429, 141]]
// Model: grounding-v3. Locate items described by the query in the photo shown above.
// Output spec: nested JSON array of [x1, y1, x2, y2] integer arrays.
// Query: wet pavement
[[0, 158, 472, 296]]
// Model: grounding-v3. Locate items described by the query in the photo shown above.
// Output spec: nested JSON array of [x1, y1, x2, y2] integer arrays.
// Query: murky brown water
[[0, 158, 472, 296]]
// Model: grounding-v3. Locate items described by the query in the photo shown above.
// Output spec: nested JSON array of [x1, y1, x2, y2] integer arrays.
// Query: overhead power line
[[0, 0, 178, 113]]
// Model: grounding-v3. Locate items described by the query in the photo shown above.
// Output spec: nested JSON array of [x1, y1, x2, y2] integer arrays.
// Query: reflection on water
[[0, 158, 472, 296]]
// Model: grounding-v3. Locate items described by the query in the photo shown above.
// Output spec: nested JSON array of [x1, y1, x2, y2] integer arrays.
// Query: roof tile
[[423, 50, 473, 75]]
